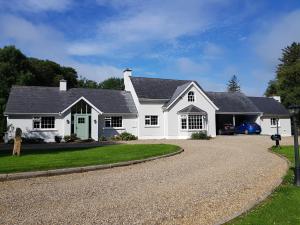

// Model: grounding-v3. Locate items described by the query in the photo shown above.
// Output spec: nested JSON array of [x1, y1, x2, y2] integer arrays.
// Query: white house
[[4, 69, 291, 142]]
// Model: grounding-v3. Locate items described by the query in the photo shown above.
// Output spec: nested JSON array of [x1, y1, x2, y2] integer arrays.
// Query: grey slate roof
[[130, 76, 203, 100], [248, 97, 289, 117], [206, 92, 260, 113], [177, 105, 207, 114], [5, 86, 137, 114]]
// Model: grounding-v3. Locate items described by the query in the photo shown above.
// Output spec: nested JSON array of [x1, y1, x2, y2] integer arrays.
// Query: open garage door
[[216, 114, 259, 135]]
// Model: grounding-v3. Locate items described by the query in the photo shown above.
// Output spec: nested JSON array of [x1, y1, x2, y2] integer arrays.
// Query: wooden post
[[12, 128, 22, 156]]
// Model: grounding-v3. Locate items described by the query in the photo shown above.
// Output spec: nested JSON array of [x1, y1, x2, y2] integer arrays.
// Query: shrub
[[191, 132, 211, 140], [110, 132, 137, 141], [22, 137, 45, 144], [99, 136, 107, 142], [64, 134, 79, 142], [54, 135, 62, 143], [110, 135, 121, 141]]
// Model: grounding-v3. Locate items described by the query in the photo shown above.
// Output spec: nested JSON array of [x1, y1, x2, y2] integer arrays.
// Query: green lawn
[[227, 145, 300, 225], [0, 144, 180, 173]]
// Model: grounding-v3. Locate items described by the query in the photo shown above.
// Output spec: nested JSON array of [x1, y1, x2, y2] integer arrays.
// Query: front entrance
[[75, 115, 89, 139]]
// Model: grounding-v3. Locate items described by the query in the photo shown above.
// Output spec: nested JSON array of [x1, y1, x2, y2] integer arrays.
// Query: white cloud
[[67, 42, 112, 56], [97, 0, 231, 43], [2, 0, 72, 12], [176, 57, 211, 75], [202, 42, 224, 59], [253, 9, 300, 67], [0, 14, 120, 82]]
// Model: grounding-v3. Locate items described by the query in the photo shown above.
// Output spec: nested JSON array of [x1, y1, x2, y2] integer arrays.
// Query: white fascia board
[[60, 96, 102, 114], [216, 112, 262, 115], [165, 82, 219, 110]]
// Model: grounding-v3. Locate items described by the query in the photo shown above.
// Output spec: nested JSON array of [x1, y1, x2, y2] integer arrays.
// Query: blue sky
[[1, 0, 300, 95]]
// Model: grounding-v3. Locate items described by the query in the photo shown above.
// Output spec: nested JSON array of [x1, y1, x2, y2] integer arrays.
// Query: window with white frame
[[271, 118, 279, 127], [145, 115, 158, 126], [33, 117, 55, 129], [181, 115, 187, 129], [105, 116, 122, 128], [188, 91, 195, 102], [181, 115, 205, 130]]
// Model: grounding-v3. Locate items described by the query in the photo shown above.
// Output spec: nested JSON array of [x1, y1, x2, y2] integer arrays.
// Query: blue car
[[235, 122, 261, 135]]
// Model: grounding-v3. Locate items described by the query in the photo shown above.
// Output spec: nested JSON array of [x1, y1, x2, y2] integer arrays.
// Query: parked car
[[218, 123, 235, 135], [235, 122, 261, 135]]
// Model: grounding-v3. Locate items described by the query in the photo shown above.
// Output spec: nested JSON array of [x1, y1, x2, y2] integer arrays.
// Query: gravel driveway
[[0, 136, 291, 225]]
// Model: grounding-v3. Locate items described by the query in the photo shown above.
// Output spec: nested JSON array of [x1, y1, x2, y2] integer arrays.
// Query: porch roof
[[177, 105, 207, 115]]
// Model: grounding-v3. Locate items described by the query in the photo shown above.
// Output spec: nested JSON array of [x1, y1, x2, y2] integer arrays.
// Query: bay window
[[180, 115, 205, 130]]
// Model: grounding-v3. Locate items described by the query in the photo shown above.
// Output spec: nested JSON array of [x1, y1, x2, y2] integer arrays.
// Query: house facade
[[4, 69, 291, 142]]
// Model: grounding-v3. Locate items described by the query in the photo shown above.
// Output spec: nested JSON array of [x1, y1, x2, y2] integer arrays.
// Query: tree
[[227, 75, 241, 92], [99, 77, 124, 90], [265, 42, 300, 107], [0, 45, 80, 133], [77, 77, 99, 89]]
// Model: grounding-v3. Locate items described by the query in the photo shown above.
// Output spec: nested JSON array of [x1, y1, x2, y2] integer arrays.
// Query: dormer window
[[188, 91, 195, 102]]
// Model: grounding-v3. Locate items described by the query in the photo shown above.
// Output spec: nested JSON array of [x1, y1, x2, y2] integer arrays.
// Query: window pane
[[145, 115, 158, 126], [188, 91, 195, 102], [181, 118, 187, 129], [188, 115, 203, 130], [151, 116, 158, 125], [41, 117, 55, 129], [105, 117, 111, 127], [78, 118, 85, 123], [111, 116, 122, 127]]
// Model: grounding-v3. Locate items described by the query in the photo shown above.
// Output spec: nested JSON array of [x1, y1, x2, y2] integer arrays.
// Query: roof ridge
[[11, 85, 58, 88], [70, 87, 126, 93], [131, 76, 192, 82]]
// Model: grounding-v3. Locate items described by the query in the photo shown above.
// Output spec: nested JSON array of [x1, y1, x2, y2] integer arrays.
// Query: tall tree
[[0, 45, 80, 133], [99, 77, 124, 90], [265, 42, 300, 107], [227, 75, 241, 92]]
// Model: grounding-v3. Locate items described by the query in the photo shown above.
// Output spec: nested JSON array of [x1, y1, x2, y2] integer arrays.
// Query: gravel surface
[[0, 135, 291, 225]]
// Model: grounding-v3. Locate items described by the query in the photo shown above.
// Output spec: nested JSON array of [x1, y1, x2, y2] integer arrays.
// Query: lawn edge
[[218, 146, 290, 225], [0, 147, 184, 182]]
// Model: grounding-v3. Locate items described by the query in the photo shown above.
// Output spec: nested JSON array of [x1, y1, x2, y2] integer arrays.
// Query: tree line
[[1, 43, 300, 133], [0, 45, 123, 133]]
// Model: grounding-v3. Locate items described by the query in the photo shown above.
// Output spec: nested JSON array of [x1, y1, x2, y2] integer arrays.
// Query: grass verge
[[227, 145, 300, 225], [0, 144, 180, 173]]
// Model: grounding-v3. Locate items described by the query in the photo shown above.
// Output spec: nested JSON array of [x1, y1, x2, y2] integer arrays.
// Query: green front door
[[75, 115, 89, 139]]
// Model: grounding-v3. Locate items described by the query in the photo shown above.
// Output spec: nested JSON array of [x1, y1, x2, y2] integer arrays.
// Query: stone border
[[0, 148, 184, 182], [217, 146, 290, 225]]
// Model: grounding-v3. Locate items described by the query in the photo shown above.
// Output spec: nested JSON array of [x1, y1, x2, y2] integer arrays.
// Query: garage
[[216, 113, 259, 134], [206, 91, 261, 135]]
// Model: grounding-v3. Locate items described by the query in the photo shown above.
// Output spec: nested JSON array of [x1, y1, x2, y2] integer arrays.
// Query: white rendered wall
[[99, 114, 138, 138], [138, 103, 165, 139], [6, 114, 64, 142], [166, 85, 217, 138], [256, 117, 292, 136], [63, 110, 71, 136], [91, 108, 99, 140]]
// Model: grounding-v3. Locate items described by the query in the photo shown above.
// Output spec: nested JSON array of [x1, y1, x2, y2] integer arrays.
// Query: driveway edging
[[217, 147, 290, 225], [0, 148, 184, 182]]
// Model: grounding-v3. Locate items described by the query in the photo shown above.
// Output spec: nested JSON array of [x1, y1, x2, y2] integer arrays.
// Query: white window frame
[[145, 115, 159, 127], [181, 115, 187, 130], [270, 118, 280, 127], [188, 91, 195, 102], [104, 116, 123, 128], [180, 114, 206, 131], [32, 116, 55, 130]]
